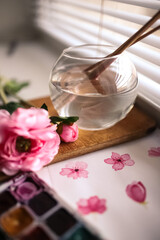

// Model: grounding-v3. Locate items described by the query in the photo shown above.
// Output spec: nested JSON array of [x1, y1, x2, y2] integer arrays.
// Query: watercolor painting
[[77, 196, 107, 215], [104, 152, 135, 171], [59, 161, 89, 179], [126, 181, 146, 203], [148, 147, 160, 157]]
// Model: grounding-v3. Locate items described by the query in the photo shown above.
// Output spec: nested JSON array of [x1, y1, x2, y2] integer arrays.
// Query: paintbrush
[[84, 10, 160, 93]]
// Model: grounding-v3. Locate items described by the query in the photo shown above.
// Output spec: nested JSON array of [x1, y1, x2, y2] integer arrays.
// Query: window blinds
[[32, 0, 160, 111]]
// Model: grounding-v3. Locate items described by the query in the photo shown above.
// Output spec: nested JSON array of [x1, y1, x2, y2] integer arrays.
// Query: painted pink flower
[[60, 161, 88, 179], [104, 152, 135, 171], [0, 108, 60, 175], [60, 123, 78, 142], [126, 181, 146, 203], [148, 147, 160, 157], [77, 196, 107, 215]]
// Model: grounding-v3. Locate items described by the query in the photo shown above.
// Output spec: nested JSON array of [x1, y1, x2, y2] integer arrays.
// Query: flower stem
[[11, 93, 35, 108], [0, 79, 8, 104], [0, 76, 35, 108]]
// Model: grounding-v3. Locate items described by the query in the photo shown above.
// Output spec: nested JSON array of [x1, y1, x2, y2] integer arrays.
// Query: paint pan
[[0, 172, 102, 240]]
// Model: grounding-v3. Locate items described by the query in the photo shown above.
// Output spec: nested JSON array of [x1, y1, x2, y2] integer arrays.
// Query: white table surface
[[0, 41, 160, 240]]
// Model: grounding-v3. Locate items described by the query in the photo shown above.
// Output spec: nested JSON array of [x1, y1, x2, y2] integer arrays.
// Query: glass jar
[[49, 44, 138, 130]]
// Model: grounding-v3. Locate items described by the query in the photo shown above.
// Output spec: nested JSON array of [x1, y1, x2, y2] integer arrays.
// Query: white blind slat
[[55, 0, 160, 10], [109, 0, 160, 9], [37, 0, 160, 28], [50, 6, 160, 48]]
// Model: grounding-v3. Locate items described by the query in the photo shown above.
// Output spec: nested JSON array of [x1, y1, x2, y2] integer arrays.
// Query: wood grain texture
[[29, 96, 156, 164]]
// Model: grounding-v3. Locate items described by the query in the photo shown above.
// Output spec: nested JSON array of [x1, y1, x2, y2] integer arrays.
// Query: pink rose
[[60, 123, 78, 142], [0, 107, 60, 175], [0, 110, 10, 144], [126, 181, 146, 203]]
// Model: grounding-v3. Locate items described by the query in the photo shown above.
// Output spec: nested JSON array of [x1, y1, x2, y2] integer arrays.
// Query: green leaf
[[0, 101, 24, 114], [40, 103, 48, 111], [50, 116, 79, 125], [4, 79, 29, 95]]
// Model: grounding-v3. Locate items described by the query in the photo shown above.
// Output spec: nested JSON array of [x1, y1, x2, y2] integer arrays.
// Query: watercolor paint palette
[[0, 172, 102, 240]]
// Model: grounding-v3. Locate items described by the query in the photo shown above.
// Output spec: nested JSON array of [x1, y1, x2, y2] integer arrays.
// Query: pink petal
[[68, 172, 79, 179], [88, 196, 106, 213], [112, 162, 124, 171], [0, 166, 18, 176], [65, 162, 76, 169], [75, 161, 88, 170], [104, 158, 115, 164], [0, 109, 10, 118], [60, 168, 79, 179], [124, 159, 135, 166], [111, 152, 121, 160], [59, 168, 73, 176], [126, 181, 146, 203], [22, 157, 42, 171], [96, 199, 107, 213], [77, 199, 91, 214], [78, 170, 88, 178], [121, 154, 130, 161], [29, 126, 58, 140], [11, 108, 51, 129], [88, 196, 99, 209], [77, 199, 88, 207], [148, 147, 160, 157]]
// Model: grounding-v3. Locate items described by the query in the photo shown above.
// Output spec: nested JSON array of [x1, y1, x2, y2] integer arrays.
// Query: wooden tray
[[0, 96, 156, 182], [30, 96, 156, 164]]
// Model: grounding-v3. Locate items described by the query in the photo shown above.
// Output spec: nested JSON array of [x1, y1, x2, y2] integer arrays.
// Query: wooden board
[[0, 96, 157, 182], [29, 96, 156, 164]]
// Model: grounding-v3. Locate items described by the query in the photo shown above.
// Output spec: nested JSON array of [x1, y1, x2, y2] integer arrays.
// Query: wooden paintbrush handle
[[108, 10, 160, 57], [132, 25, 160, 44], [85, 10, 160, 80]]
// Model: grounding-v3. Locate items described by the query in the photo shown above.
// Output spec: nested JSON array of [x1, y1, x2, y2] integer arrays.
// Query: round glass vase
[[49, 44, 138, 130]]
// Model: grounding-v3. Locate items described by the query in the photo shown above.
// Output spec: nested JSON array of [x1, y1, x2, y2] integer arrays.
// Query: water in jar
[[49, 64, 138, 130]]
